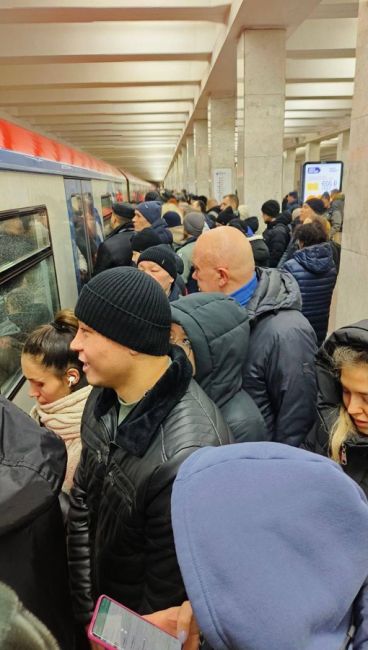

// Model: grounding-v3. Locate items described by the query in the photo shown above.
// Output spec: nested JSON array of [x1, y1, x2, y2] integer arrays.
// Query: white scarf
[[30, 385, 92, 492]]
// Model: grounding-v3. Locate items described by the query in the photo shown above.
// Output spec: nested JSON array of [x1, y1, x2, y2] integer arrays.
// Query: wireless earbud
[[68, 377, 75, 387]]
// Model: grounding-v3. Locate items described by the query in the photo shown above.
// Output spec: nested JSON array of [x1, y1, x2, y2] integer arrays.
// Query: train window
[[0, 207, 51, 273], [101, 193, 113, 237], [0, 205, 59, 398]]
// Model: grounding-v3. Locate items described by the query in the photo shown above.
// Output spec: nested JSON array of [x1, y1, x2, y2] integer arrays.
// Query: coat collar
[[94, 346, 193, 457]]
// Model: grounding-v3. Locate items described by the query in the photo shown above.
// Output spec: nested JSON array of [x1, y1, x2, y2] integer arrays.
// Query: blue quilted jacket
[[284, 243, 337, 346]]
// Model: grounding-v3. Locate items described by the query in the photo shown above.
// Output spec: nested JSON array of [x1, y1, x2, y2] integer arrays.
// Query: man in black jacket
[[192, 226, 317, 447], [68, 267, 231, 630], [93, 202, 134, 275], [261, 199, 291, 267]]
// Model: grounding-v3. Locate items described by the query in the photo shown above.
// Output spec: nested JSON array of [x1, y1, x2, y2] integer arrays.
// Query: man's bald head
[[193, 226, 255, 294]]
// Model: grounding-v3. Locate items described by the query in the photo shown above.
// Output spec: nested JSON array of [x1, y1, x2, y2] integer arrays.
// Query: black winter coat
[[150, 218, 173, 245], [0, 397, 74, 649], [171, 293, 268, 443], [303, 320, 368, 498], [284, 243, 337, 346], [262, 214, 290, 267], [249, 235, 270, 267], [243, 268, 317, 446], [93, 225, 134, 275], [68, 347, 231, 624]]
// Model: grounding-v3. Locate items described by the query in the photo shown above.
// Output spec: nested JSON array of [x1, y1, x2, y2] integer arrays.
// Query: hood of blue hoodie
[[293, 242, 334, 274], [172, 442, 368, 650], [170, 293, 249, 407]]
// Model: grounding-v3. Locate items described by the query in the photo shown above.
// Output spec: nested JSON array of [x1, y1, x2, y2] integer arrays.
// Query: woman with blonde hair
[[21, 309, 91, 494], [303, 320, 368, 496]]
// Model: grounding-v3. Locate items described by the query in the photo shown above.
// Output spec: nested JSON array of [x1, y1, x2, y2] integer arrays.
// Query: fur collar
[[94, 345, 193, 457]]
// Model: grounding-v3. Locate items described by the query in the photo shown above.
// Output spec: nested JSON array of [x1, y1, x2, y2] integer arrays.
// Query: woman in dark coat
[[303, 320, 368, 499], [283, 221, 337, 346]]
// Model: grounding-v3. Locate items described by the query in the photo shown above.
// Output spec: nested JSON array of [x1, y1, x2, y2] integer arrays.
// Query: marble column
[[283, 149, 297, 196], [181, 144, 188, 192], [305, 141, 320, 161], [335, 0, 368, 326], [186, 134, 195, 194], [193, 119, 209, 197], [208, 96, 236, 202], [177, 151, 184, 191], [236, 29, 286, 214], [336, 131, 350, 190]]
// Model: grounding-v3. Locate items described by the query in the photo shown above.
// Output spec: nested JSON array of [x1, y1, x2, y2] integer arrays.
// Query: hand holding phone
[[88, 595, 182, 650], [144, 602, 200, 650]]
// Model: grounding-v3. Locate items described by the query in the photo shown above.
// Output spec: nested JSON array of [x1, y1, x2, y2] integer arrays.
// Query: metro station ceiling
[[0, 0, 358, 182]]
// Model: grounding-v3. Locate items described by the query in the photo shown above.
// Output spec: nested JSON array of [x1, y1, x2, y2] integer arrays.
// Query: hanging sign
[[212, 168, 233, 203]]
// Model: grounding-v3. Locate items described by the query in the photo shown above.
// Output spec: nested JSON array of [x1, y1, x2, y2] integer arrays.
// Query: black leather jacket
[[68, 347, 231, 624]]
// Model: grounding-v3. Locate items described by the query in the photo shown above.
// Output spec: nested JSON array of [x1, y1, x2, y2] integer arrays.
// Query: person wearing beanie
[[138, 244, 184, 302], [133, 201, 173, 245], [93, 202, 135, 275], [164, 443, 368, 649], [176, 212, 205, 291], [163, 210, 184, 246], [216, 205, 235, 226], [130, 228, 162, 263], [68, 267, 231, 634], [278, 198, 331, 268], [229, 217, 270, 268], [261, 199, 291, 267]]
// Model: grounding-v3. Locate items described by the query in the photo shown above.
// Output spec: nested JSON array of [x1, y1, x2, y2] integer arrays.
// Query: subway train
[[0, 118, 154, 410]]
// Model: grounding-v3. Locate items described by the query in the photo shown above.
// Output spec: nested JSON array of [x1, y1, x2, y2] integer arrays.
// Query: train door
[[64, 178, 103, 292]]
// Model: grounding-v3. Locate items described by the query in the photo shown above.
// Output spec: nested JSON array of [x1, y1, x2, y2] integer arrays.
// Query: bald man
[[192, 227, 317, 446]]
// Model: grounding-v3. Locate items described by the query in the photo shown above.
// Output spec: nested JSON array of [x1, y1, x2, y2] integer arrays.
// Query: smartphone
[[88, 594, 182, 650]]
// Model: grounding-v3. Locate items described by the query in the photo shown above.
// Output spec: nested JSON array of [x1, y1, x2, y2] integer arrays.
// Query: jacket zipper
[[340, 443, 347, 465]]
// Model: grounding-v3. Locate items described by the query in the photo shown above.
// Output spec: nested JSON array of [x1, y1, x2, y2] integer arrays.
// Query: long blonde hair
[[330, 346, 368, 462]]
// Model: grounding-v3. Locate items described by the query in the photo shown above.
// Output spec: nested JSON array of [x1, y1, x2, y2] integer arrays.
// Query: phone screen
[[91, 596, 182, 650]]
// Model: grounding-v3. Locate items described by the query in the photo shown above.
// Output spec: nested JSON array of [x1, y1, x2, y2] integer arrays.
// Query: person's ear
[[217, 267, 229, 288], [66, 368, 80, 388]]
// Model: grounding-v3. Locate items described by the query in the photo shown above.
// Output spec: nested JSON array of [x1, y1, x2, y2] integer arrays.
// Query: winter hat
[[135, 201, 162, 225], [75, 266, 171, 355], [172, 442, 368, 650], [163, 211, 182, 228], [306, 198, 326, 215], [261, 199, 280, 218], [111, 202, 135, 220], [184, 212, 205, 238], [238, 204, 250, 219], [138, 245, 177, 281], [217, 206, 235, 226], [144, 190, 161, 202], [131, 228, 161, 252], [244, 216, 259, 233]]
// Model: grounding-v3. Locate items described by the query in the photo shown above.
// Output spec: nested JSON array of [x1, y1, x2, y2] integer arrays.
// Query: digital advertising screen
[[301, 161, 344, 202]]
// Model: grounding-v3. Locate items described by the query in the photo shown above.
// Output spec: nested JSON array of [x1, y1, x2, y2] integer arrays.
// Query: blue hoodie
[[172, 443, 368, 650]]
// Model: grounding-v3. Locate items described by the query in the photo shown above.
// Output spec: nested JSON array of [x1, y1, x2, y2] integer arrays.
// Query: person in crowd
[[170, 293, 268, 442], [329, 189, 345, 240], [192, 226, 317, 446], [229, 216, 270, 267], [278, 198, 331, 267], [283, 221, 337, 346], [161, 197, 183, 224], [191, 198, 206, 213], [301, 197, 330, 231], [220, 193, 239, 214], [138, 244, 186, 302], [0, 215, 34, 268], [0, 396, 75, 649], [133, 200, 173, 244], [261, 200, 291, 267], [93, 202, 134, 275], [144, 190, 161, 202], [154, 442, 368, 650], [163, 210, 183, 245], [21, 310, 91, 494], [68, 267, 231, 633], [284, 190, 300, 215], [321, 191, 330, 211], [303, 320, 368, 498], [177, 212, 205, 289], [131, 228, 162, 264], [238, 204, 250, 220], [216, 205, 236, 226]]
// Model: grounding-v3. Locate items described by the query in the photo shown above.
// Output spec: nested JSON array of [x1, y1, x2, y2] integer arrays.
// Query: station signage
[[301, 161, 344, 201]]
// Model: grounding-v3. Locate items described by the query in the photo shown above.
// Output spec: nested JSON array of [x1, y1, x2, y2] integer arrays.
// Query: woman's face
[[341, 364, 368, 434], [21, 353, 71, 406], [170, 323, 196, 373]]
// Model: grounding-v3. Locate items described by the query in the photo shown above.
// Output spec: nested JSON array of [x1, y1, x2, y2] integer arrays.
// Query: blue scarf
[[230, 272, 258, 307]]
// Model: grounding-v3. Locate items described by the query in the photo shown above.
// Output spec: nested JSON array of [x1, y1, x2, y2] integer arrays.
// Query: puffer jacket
[[243, 267, 317, 446], [150, 218, 173, 245], [93, 224, 133, 275], [303, 320, 368, 499], [283, 242, 337, 346], [262, 214, 291, 267], [68, 346, 231, 625], [248, 235, 270, 267], [171, 293, 268, 443], [0, 397, 74, 650]]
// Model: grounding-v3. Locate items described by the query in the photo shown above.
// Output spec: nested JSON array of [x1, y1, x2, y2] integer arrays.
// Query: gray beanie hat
[[75, 266, 171, 355], [184, 212, 205, 238]]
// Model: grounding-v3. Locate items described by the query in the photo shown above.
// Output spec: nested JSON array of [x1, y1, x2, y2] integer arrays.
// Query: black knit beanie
[[305, 198, 326, 216], [131, 228, 161, 252], [261, 200, 280, 218], [75, 267, 171, 355], [138, 245, 177, 281]]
